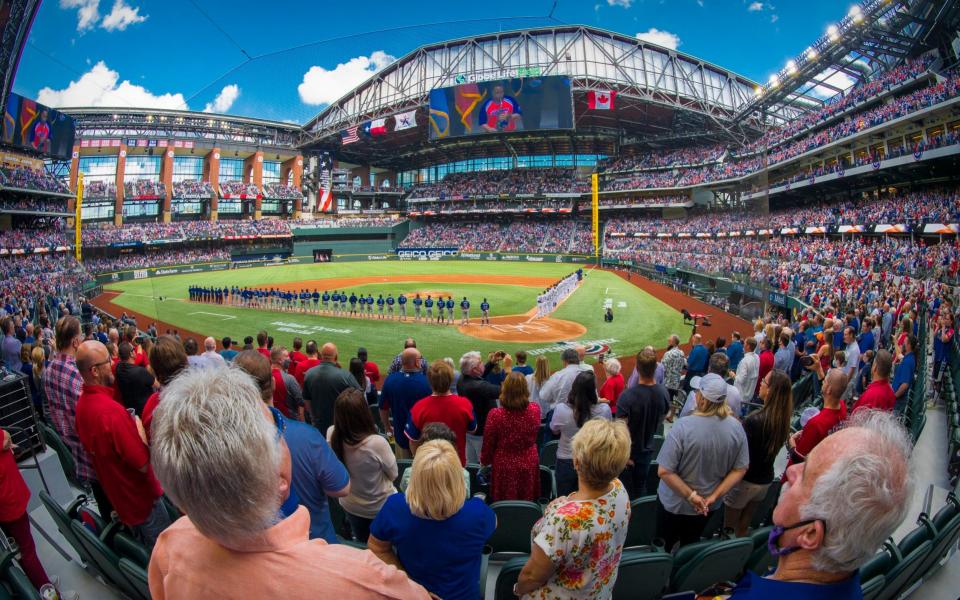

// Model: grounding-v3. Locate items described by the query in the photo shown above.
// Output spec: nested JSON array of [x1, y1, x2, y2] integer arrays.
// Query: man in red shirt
[[787, 368, 848, 469], [293, 340, 322, 387], [756, 337, 775, 397], [256, 330, 271, 359], [358, 347, 381, 405], [75, 341, 171, 547], [405, 360, 476, 466], [854, 350, 896, 413], [290, 337, 308, 367]]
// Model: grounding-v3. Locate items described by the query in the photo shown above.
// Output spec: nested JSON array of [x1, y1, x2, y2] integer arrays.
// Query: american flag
[[341, 126, 360, 145]]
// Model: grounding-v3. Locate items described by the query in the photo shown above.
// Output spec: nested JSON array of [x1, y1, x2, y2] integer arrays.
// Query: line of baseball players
[[535, 271, 581, 318], [192, 286, 493, 325]]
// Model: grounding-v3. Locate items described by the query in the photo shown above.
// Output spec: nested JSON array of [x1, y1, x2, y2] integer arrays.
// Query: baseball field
[[96, 260, 689, 370]]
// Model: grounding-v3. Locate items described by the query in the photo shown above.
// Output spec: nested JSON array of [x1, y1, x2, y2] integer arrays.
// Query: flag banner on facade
[[341, 126, 360, 145], [587, 90, 615, 110], [394, 110, 417, 130]]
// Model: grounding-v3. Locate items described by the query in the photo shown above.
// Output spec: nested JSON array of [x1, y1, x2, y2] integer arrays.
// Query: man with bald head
[[380, 347, 432, 459], [201, 336, 225, 365], [574, 344, 593, 373], [75, 341, 170, 547], [731, 410, 912, 597], [787, 368, 849, 469], [303, 342, 359, 434]]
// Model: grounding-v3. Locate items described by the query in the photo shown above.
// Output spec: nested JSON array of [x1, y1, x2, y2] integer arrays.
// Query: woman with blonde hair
[[480, 372, 541, 501], [526, 356, 551, 415], [369, 440, 495, 600], [29, 346, 47, 419], [656, 373, 748, 550], [515, 419, 632, 598]]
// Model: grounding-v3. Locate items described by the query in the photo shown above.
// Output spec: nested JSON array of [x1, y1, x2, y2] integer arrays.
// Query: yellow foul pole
[[591, 173, 599, 260], [75, 173, 83, 262]]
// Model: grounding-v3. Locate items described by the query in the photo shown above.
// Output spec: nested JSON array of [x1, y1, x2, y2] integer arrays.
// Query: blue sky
[[14, 0, 849, 124]]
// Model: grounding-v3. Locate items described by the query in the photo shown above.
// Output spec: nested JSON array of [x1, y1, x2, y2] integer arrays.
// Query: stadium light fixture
[[827, 24, 840, 41], [768, 74, 780, 88], [807, 47, 818, 60], [849, 5, 863, 23], [786, 60, 797, 75], [754, 85, 763, 96]]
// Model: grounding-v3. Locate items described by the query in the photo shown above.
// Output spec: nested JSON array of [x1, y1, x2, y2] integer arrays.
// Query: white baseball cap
[[690, 373, 728, 404]]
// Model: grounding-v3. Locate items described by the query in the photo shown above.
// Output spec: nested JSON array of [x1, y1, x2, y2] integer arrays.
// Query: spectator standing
[[679, 353, 742, 418], [292, 341, 322, 387], [44, 316, 111, 516], [656, 373, 748, 550], [756, 337, 775, 398], [537, 348, 583, 411], [75, 341, 170, 547], [892, 335, 917, 414], [201, 337, 225, 365], [514, 420, 631, 598], [368, 440, 495, 600], [734, 337, 760, 403], [274, 348, 305, 422], [328, 388, 396, 543], [405, 360, 476, 466], [141, 336, 189, 442], [148, 367, 430, 600], [1, 317, 22, 371], [842, 327, 861, 381], [787, 369, 849, 467], [773, 332, 795, 374], [115, 341, 155, 416], [550, 371, 612, 496], [457, 351, 501, 464], [480, 372, 540, 502], [726, 332, 745, 371], [379, 348, 431, 459], [526, 356, 552, 415], [724, 369, 793, 537], [303, 343, 359, 435], [512, 350, 534, 376], [598, 358, 625, 415], [854, 350, 896, 413], [358, 347, 381, 405], [388, 338, 428, 375], [685, 334, 708, 387], [219, 337, 238, 362], [616, 348, 670, 498]]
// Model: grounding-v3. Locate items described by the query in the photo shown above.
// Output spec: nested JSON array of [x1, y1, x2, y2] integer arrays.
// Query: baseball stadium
[[1, 0, 960, 598]]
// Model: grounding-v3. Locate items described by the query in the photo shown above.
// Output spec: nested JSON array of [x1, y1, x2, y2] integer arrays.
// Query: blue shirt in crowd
[[730, 570, 862, 599], [687, 344, 708, 375], [282, 420, 350, 543], [726, 340, 744, 371], [379, 371, 432, 450]]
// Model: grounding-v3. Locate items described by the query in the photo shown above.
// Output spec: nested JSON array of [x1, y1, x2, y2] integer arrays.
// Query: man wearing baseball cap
[[656, 372, 749, 550]]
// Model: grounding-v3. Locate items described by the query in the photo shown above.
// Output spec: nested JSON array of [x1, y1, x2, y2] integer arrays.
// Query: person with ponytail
[[549, 371, 612, 496]]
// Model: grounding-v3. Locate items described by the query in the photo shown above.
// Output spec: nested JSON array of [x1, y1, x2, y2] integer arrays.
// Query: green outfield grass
[[104, 261, 686, 370]]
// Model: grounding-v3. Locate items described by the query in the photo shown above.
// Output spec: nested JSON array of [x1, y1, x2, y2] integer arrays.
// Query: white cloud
[[37, 61, 187, 109], [636, 28, 681, 50], [748, 2, 764, 11], [203, 84, 240, 113], [100, 0, 146, 31], [607, 0, 634, 7], [60, 0, 100, 32], [298, 51, 396, 106]]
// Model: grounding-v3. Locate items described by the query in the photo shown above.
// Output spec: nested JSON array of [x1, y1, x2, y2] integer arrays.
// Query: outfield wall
[[91, 251, 597, 285]]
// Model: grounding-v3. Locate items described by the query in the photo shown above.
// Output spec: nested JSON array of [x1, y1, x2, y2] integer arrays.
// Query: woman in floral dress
[[514, 419, 632, 599], [480, 372, 541, 502]]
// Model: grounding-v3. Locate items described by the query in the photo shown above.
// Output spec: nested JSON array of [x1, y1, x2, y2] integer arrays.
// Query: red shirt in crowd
[[757, 350, 775, 396], [791, 401, 848, 465], [257, 348, 271, 360], [293, 358, 322, 387], [364, 361, 381, 387], [405, 393, 476, 466], [599, 373, 625, 415], [272, 367, 289, 417], [75, 384, 163, 526], [855, 379, 896, 413], [141, 391, 160, 442], [0, 429, 30, 522], [290, 350, 307, 369]]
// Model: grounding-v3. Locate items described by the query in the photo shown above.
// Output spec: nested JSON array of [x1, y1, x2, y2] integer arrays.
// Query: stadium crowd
[[171, 180, 214, 199], [262, 183, 303, 199], [0, 199, 70, 213], [123, 180, 165, 200], [0, 166, 71, 194], [601, 144, 727, 172], [401, 219, 591, 254], [407, 168, 588, 199], [290, 216, 404, 228], [219, 180, 261, 197]]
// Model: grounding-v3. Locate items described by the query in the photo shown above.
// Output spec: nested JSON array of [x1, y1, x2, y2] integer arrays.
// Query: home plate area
[[459, 315, 586, 343]]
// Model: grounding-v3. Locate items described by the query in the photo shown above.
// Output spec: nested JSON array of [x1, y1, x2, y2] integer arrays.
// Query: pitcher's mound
[[459, 316, 586, 343]]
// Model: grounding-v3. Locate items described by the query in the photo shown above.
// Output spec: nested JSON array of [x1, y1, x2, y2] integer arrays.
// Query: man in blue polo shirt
[[684, 333, 708, 390], [283, 419, 351, 542], [892, 334, 917, 414], [726, 331, 744, 371], [379, 348, 431, 459]]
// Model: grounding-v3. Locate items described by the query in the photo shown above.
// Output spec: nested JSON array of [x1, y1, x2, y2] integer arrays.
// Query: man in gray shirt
[[303, 343, 359, 435], [773, 331, 795, 375], [657, 372, 748, 550], [538, 349, 583, 409]]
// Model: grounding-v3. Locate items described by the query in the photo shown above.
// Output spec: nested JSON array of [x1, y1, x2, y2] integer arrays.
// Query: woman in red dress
[[480, 372, 541, 502]]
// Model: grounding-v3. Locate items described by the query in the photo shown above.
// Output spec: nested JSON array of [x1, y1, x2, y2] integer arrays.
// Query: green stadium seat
[[874, 528, 933, 600], [39, 422, 80, 487], [915, 507, 960, 581], [0, 551, 40, 600], [700, 508, 724, 539], [111, 531, 151, 569], [493, 556, 527, 600], [745, 526, 777, 576], [327, 496, 353, 542], [670, 537, 752, 593], [748, 481, 782, 529], [487, 501, 542, 557], [539, 440, 558, 470], [860, 573, 885, 600], [69, 520, 141, 599], [118, 558, 151, 600], [624, 496, 657, 549], [537, 466, 556, 505], [394, 459, 413, 489], [37, 491, 98, 576], [612, 550, 672, 600]]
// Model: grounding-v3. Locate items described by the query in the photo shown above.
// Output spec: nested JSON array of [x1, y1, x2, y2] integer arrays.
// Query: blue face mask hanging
[[767, 519, 821, 557]]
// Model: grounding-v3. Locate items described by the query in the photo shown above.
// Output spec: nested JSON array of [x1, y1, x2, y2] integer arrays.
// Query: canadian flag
[[587, 90, 616, 110]]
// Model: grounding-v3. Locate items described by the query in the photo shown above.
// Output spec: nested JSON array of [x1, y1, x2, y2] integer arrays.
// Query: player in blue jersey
[[398, 293, 407, 320], [481, 298, 490, 325], [321, 290, 330, 313], [460, 297, 470, 325], [412, 294, 423, 321], [349, 292, 358, 315], [386, 294, 395, 319], [376, 294, 385, 319], [424, 295, 434, 321], [366, 294, 375, 318], [445, 297, 455, 325], [358, 294, 367, 318]]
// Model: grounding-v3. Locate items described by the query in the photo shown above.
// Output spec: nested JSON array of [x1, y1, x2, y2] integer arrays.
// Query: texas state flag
[[587, 90, 616, 110], [367, 118, 388, 136]]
